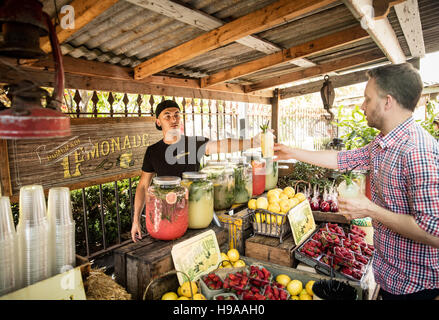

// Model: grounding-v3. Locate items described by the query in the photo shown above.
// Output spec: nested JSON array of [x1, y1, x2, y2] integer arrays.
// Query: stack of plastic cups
[[16, 185, 51, 287], [0, 196, 19, 296], [47, 187, 76, 275]]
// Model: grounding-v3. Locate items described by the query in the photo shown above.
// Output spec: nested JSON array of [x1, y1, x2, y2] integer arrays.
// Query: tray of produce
[[294, 222, 374, 282]]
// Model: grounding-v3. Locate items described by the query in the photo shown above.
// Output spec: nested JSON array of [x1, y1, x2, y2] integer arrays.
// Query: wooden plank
[[342, 0, 406, 63], [312, 211, 350, 224], [373, 0, 405, 20], [271, 89, 280, 140], [21, 56, 272, 98], [245, 234, 297, 267], [133, 0, 339, 79], [0, 139, 12, 197], [40, 0, 119, 53], [0, 64, 271, 104], [394, 0, 425, 58], [280, 68, 369, 99], [245, 48, 385, 92], [200, 25, 369, 87]]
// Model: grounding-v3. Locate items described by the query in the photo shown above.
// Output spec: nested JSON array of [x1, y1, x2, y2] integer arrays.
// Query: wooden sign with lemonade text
[[0, 117, 162, 197]]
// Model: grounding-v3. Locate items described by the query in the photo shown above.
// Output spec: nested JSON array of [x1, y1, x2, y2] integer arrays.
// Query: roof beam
[[133, 0, 338, 80], [200, 25, 369, 87], [393, 0, 425, 58], [342, 0, 406, 63], [244, 48, 385, 92], [125, 0, 316, 68], [40, 0, 119, 53], [372, 0, 405, 20], [280, 68, 369, 99]]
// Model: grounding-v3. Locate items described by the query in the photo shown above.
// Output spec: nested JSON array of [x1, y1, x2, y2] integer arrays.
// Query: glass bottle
[[181, 172, 214, 229], [243, 153, 266, 197], [145, 176, 188, 240]]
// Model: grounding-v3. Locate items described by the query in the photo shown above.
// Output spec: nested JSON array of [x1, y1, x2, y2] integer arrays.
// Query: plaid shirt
[[338, 117, 439, 295]]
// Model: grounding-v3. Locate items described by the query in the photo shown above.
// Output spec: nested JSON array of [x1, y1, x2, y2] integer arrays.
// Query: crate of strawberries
[[294, 222, 375, 282]]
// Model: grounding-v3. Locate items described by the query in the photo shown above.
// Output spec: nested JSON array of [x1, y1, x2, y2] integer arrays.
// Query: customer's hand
[[131, 221, 142, 243], [273, 143, 294, 161], [338, 195, 374, 220]]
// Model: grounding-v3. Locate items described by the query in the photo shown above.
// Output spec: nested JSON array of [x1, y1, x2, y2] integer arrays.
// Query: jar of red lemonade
[[243, 152, 266, 197], [145, 176, 188, 240]]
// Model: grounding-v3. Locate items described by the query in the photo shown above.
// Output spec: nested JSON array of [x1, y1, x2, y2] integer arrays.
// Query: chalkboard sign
[[0, 117, 162, 197]]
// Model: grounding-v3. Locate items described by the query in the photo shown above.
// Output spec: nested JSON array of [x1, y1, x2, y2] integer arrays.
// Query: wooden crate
[[245, 234, 297, 268], [114, 226, 228, 300], [312, 211, 349, 224]]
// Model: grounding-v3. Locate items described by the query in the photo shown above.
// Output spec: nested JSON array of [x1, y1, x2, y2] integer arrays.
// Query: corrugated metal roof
[[38, 0, 439, 87]]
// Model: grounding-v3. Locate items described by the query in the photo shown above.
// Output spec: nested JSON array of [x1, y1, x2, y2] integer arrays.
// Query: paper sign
[[171, 229, 221, 285], [287, 200, 316, 246]]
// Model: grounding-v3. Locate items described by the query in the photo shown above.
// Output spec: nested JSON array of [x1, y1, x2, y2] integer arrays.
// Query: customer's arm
[[131, 171, 154, 242], [273, 143, 339, 169]]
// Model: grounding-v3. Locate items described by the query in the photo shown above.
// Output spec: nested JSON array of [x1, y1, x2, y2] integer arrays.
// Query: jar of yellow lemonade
[[181, 172, 214, 229], [264, 156, 278, 191]]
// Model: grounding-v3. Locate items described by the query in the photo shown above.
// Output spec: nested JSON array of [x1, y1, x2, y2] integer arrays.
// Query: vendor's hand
[[131, 221, 142, 243], [273, 143, 294, 161], [338, 195, 374, 220]]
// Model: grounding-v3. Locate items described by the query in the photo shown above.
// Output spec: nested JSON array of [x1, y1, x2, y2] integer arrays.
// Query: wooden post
[[271, 89, 280, 142]]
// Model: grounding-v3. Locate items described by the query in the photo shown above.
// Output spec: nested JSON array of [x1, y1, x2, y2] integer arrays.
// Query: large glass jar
[[264, 157, 278, 191], [243, 153, 266, 197], [201, 161, 235, 211], [230, 157, 252, 204], [145, 176, 188, 240], [181, 172, 214, 229]]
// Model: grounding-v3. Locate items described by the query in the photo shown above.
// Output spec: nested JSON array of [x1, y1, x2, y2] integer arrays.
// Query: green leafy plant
[[333, 105, 380, 150], [417, 100, 439, 140], [260, 120, 270, 133]]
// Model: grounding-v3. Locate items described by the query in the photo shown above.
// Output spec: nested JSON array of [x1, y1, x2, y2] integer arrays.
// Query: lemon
[[274, 188, 283, 194], [267, 189, 281, 198], [193, 293, 206, 300], [268, 194, 280, 204], [227, 248, 240, 263], [276, 214, 285, 225], [283, 186, 296, 198], [267, 202, 281, 214], [181, 281, 198, 298], [254, 212, 265, 223], [279, 199, 290, 213], [233, 259, 246, 267], [290, 295, 300, 300], [248, 199, 257, 210], [256, 197, 268, 210], [220, 252, 232, 268], [177, 296, 190, 300], [305, 280, 315, 296], [287, 279, 303, 296], [161, 292, 178, 300], [279, 193, 289, 201], [299, 292, 313, 300], [275, 274, 291, 287], [289, 198, 300, 209], [294, 192, 307, 202], [177, 286, 183, 296], [266, 214, 277, 225]]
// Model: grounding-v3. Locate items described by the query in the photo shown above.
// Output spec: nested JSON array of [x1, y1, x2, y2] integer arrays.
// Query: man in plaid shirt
[[274, 63, 439, 300]]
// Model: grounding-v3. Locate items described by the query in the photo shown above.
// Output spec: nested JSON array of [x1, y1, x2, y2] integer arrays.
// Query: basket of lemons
[[247, 187, 307, 243]]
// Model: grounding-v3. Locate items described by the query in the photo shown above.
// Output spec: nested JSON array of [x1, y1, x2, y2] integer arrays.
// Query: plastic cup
[[47, 187, 76, 275], [0, 196, 19, 295]]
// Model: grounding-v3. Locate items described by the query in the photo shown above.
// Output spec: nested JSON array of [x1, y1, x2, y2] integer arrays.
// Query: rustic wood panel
[[5, 117, 162, 196], [312, 211, 350, 224], [245, 234, 297, 268], [0, 139, 12, 196]]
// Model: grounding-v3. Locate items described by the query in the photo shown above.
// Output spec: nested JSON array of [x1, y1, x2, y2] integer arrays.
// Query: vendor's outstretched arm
[[273, 143, 339, 169], [205, 135, 260, 155], [131, 171, 154, 242]]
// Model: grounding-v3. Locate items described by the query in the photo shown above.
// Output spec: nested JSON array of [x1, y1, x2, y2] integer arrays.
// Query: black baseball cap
[[155, 100, 181, 130]]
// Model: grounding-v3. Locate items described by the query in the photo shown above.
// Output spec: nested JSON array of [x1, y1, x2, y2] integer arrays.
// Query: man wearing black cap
[[131, 99, 260, 242]]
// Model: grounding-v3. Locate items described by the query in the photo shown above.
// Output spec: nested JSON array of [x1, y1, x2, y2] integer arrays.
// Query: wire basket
[[248, 208, 291, 243]]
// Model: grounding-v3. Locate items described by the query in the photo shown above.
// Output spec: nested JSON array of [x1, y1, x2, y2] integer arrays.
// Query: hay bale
[[85, 268, 131, 300]]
